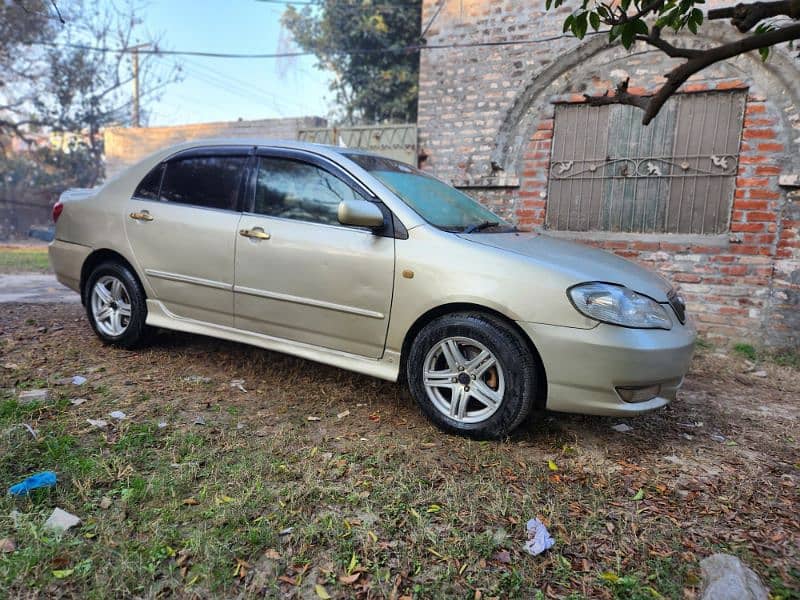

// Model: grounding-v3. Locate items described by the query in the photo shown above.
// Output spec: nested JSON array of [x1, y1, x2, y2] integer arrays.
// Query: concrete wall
[[418, 0, 800, 349], [103, 116, 327, 178]]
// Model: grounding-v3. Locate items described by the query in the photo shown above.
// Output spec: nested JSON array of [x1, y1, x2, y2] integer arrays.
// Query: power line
[[30, 32, 606, 60]]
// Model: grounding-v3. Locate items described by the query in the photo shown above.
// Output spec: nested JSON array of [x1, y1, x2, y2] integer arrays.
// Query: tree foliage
[[0, 0, 175, 188], [546, 0, 800, 123], [281, 0, 422, 124]]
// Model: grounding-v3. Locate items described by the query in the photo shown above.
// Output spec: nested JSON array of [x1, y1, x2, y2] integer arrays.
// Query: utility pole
[[129, 43, 151, 128]]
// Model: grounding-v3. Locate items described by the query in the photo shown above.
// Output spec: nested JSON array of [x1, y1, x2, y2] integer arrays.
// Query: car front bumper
[[518, 318, 696, 416]]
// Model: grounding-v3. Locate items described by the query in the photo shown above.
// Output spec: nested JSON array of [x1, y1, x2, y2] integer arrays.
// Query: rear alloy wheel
[[85, 261, 151, 348], [407, 312, 538, 439]]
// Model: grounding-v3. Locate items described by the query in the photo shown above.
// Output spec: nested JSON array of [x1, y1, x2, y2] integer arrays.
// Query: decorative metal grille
[[298, 124, 418, 166], [546, 91, 746, 234]]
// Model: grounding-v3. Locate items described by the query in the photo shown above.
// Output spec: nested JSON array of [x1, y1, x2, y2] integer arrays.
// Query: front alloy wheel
[[423, 337, 505, 424], [407, 312, 538, 439]]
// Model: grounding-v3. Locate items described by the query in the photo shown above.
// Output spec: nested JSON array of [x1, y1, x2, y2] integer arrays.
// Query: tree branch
[[606, 0, 666, 25], [708, 0, 800, 32], [642, 22, 800, 123], [583, 78, 651, 110], [635, 26, 705, 58], [583, 22, 800, 124]]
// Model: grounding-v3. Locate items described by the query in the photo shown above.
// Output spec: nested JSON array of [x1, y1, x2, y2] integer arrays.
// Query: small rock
[[711, 433, 726, 443], [337, 410, 350, 419], [230, 379, 247, 392], [69, 398, 87, 406], [701, 554, 768, 600], [99, 497, 112, 510], [109, 411, 126, 420], [306, 416, 321, 422], [278, 527, 294, 536], [193, 415, 206, 426], [751, 370, 767, 378], [0, 538, 15, 553], [611, 423, 633, 433], [183, 375, 212, 384], [71, 375, 87, 385], [44, 508, 81, 532], [86, 419, 108, 429], [157, 421, 168, 429], [18, 389, 49, 405]]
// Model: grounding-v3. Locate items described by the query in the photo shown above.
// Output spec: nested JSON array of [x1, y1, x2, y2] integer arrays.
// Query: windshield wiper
[[462, 220, 500, 234]]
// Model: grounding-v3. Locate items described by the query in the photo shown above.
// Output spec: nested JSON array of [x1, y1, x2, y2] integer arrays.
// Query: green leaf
[[315, 584, 331, 599], [547, 459, 559, 472], [53, 569, 75, 579], [632, 489, 645, 501], [589, 12, 601, 31]]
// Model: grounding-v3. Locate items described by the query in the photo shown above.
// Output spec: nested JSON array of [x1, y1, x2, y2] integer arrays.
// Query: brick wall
[[103, 116, 326, 178], [418, 0, 800, 349]]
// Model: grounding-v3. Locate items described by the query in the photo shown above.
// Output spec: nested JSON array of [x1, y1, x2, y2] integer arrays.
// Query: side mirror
[[337, 200, 385, 229]]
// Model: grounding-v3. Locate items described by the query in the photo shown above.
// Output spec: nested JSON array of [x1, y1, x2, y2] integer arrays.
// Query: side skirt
[[145, 300, 401, 382]]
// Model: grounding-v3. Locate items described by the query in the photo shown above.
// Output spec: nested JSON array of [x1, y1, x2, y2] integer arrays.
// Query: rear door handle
[[129, 210, 154, 222], [239, 227, 270, 240]]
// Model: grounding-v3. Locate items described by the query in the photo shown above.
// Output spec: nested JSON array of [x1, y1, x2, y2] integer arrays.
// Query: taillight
[[52, 201, 64, 223]]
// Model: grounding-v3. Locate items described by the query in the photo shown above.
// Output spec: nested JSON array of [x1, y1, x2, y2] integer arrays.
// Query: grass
[[0, 245, 50, 273], [1, 304, 798, 598]]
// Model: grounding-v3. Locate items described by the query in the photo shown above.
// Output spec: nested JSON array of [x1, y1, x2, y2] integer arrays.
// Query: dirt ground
[[1, 301, 798, 599]]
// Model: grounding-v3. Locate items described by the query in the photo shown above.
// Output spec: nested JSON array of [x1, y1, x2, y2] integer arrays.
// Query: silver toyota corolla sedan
[[49, 139, 695, 438]]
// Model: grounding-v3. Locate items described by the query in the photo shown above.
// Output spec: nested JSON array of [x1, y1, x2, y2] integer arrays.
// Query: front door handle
[[239, 227, 270, 240], [129, 210, 154, 222]]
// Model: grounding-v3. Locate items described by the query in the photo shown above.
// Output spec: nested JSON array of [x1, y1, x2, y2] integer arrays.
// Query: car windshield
[[345, 153, 513, 233]]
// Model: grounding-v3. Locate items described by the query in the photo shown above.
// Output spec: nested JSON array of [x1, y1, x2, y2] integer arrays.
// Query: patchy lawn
[[1, 303, 798, 599], [0, 245, 50, 274]]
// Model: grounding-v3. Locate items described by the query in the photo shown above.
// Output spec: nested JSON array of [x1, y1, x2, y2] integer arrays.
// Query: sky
[[134, 0, 333, 126]]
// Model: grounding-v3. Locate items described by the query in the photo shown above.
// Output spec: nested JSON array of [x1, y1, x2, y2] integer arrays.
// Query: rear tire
[[406, 312, 537, 439], [84, 261, 151, 348]]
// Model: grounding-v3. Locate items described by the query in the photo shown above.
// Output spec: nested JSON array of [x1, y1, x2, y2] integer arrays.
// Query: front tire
[[406, 312, 538, 439], [84, 261, 151, 348]]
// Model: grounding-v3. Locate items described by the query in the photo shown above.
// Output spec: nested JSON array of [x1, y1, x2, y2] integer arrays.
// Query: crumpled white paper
[[524, 518, 555, 556]]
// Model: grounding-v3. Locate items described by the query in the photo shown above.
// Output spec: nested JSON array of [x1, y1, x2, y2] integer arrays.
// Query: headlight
[[568, 282, 672, 330]]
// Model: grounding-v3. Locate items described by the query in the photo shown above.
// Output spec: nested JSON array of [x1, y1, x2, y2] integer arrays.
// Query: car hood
[[458, 232, 673, 301]]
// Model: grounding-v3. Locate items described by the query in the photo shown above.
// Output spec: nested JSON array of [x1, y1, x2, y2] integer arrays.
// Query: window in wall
[[254, 157, 366, 226], [546, 91, 746, 234], [160, 156, 247, 211]]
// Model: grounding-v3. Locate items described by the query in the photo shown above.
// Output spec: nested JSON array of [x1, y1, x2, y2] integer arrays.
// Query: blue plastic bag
[[8, 471, 57, 496]]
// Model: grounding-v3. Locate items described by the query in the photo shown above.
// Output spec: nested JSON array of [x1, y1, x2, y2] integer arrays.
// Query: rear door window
[[160, 156, 247, 211]]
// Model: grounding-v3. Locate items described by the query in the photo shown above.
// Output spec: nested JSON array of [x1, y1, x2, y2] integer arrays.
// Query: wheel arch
[[399, 302, 548, 409], [80, 248, 146, 305]]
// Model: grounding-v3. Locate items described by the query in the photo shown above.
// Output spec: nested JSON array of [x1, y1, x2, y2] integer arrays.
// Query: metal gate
[[546, 91, 746, 234], [298, 124, 418, 166]]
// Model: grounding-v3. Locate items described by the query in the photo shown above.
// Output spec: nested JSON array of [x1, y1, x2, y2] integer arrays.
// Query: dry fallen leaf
[[265, 549, 281, 559], [0, 538, 15, 553], [339, 572, 361, 585], [182, 497, 200, 506], [315, 583, 331, 599]]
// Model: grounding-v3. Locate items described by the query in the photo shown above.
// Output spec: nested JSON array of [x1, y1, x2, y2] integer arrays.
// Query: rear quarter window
[[133, 163, 164, 201]]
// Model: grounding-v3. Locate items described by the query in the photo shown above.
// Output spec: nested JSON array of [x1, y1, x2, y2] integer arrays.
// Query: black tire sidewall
[[84, 261, 149, 348], [407, 313, 536, 439]]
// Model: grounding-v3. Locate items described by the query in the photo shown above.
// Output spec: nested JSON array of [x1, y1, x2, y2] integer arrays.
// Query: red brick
[[735, 177, 769, 188], [757, 143, 784, 152], [715, 79, 747, 90], [537, 119, 554, 130], [721, 265, 748, 276], [673, 273, 702, 283], [745, 103, 766, 115], [742, 128, 777, 140], [733, 199, 768, 210], [683, 83, 709, 93], [631, 242, 659, 251], [747, 210, 777, 221], [754, 165, 781, 176], [730, 222, 766, 233], [749, 189, 781, 200]]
